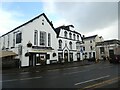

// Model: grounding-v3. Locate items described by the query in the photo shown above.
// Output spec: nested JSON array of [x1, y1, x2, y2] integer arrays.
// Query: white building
[[0, 13, 58, 67], [96, 39, 120, 60], [55, 25, 83, 63], [81, 35, 103, 60]]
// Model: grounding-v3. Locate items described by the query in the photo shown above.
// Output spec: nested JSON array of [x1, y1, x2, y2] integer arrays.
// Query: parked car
[[109, 55, 120, 63], [86, 57, 96, 62]]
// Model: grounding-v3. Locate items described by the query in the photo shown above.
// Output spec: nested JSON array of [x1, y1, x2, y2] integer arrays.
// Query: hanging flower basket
[[25, 52, 30, 57], [27, 42, 32, 47]]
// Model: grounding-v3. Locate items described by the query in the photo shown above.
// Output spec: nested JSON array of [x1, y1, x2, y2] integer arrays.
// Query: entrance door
[[69, 53, 73, 62], [109, 50, 114, 59], [77, 53, 80, 61], [29, 53, 46, 66], [93, 52, 95, 58], [40, 54, 46, 65], [29, 54, 36, 66], [29, 55, 33, 66], [64, 50, 68, 62]]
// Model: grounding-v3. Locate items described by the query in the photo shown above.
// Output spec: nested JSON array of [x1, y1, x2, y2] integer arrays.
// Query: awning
[[0, 51, 17, 58]]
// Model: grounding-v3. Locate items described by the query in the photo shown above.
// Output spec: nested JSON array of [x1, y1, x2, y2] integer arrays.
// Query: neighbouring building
[[81, 35, 104, 60], [55, 25, 83, 63], [96, 39, 120, 60], [0, 13, 58, 67]]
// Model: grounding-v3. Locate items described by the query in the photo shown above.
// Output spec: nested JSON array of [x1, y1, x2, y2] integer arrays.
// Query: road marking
[[63, 67, 98, 75], [74, 75, 110, 86], [1, 76, 42, 82], [20, 72, 30, 74], [64, 65, 113, 75], [47, 69, 60, 72], [64, 69, 90, 75], [84, 77, 120, 89]]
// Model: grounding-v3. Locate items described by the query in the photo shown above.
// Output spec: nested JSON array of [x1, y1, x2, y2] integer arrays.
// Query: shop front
[[29, 53, 46, 66]]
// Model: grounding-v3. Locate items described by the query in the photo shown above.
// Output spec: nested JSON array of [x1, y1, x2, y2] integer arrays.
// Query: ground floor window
[[58, 53, 63, 63], [29, 53, 46, 66], [46, 54, 50, 59]]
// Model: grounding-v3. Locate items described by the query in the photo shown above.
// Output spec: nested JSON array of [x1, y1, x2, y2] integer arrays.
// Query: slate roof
[[82, 35, 98, 40], [96, 39, 120, 46], [55, 25, 81, 38], [0, 13, 55, 37]]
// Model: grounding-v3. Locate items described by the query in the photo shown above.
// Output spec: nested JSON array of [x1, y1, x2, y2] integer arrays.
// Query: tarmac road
[[1, 61, 120, 89]]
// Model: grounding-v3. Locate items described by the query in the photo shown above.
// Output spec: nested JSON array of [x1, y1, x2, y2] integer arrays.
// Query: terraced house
[[0, 13, 58, 67], [55, 25, 83, 63], [0, 13, 83, 68], [81, 35, 103, 60]]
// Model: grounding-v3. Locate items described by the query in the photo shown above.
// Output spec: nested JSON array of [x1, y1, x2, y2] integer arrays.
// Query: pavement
[[2, 60, 96, 74]]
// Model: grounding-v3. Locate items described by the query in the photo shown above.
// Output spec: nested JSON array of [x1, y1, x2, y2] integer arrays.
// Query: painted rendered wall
[[0, 14, 58, 67]]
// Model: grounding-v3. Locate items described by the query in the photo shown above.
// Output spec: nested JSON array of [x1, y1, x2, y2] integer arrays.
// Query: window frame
[[73, 34, 76, 40], [39, 31, 46, 46], [16, 32, 22, 44], [90, 40, 92, 43], [90, 46, 93, 50], [77, 35, 79, 41], [83, 46, 85, 51], [69, 41, 72, 50], [59, 39, 62, 49], [64, 31, 67, 38], [8, 34, 10, 48], [34, 30, 38, 46], [48, 33, 51, 46], [69, 32, 72, 39]]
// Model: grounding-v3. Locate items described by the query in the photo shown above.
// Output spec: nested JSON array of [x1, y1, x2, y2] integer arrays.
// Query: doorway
[[64, 50, 68, 62], [69, 53, 73, 62], [77, 53, 80, 61], [109, 49, 114, 59], [93, 52, 95, 59]]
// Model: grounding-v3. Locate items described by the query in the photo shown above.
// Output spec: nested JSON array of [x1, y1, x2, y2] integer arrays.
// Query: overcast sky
[[0, 0, 119, 40]]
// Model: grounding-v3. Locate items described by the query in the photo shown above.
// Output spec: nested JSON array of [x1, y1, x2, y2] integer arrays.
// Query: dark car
[[109, 55, 120, 63]]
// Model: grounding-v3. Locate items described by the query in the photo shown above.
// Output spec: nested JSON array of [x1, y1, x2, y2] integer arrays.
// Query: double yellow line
[[82, 77, 120, 89]]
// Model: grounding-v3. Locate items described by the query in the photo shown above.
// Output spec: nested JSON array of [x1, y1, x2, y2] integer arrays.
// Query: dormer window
[[64, 31, 67, 38], [69, 32, 72, 39], [73, 34, 76, 40], [77, 35, 79, 41]]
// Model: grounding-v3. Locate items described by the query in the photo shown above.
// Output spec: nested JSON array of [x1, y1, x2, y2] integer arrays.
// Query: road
[[1, 61, 120, 89]]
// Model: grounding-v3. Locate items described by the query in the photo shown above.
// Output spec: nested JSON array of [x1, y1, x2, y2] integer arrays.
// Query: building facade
[[81, 35, 103, 60], [96, 39, 120, 60], [0, 13, 58, 67], [55, 25, 83, 63]]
